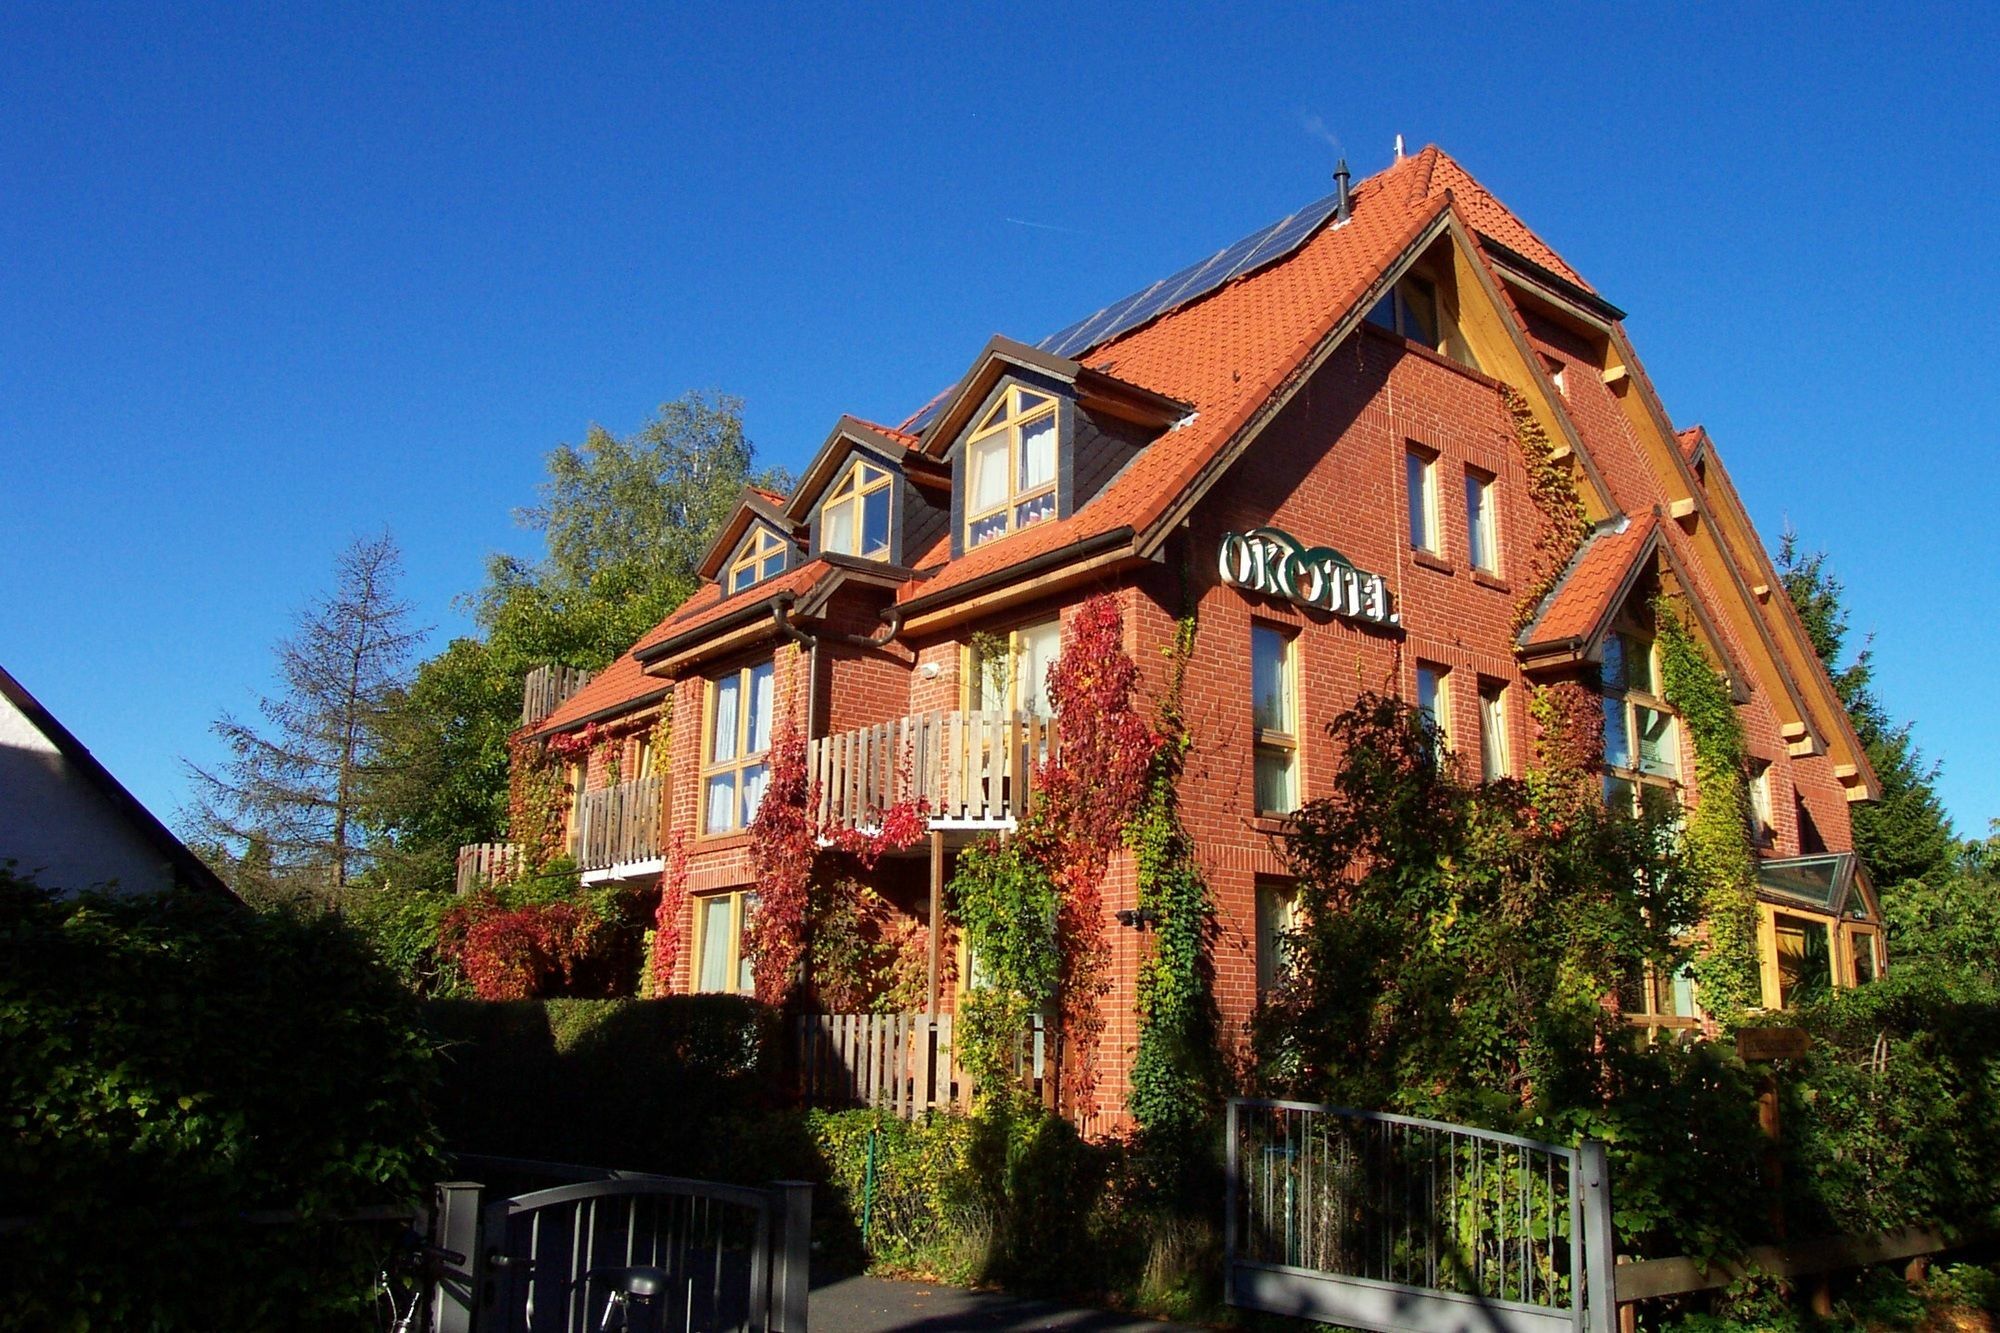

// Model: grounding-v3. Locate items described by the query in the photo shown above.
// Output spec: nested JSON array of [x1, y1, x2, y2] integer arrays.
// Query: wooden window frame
[[1477, 676, 1510, 782], [726, 524, 789, 594], [1601, 627, 1681, 816], [1465, 465, 1499, 574], [962, 619, 1061, 718], [822, 457, 894, 561], [1255, 878, 1301, 1001], [1417, 660, 1451, 756], [566, 758, 587, 854], [701, 660, 774, 836], [691, 889, 759, 995], [964, 385, 1059, 549], [1252, 623, 1300, 815], [1406, 445, 1440, 555]]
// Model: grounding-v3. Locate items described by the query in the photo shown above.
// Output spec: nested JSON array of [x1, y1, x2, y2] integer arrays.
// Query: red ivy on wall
[[745, 718, 930, 1009], [647, 831, 690, 997], [1015, 594, 1160, 1119], [439, 893, 605, 1000]]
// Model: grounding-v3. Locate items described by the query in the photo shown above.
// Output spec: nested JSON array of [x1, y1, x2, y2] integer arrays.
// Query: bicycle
[[376, 1226, 466, 1333]]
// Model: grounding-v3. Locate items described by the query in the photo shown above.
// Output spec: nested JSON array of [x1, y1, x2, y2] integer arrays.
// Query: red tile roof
[[896, 154, 1452, 603], [1409, 147, 1594, 292], [1676, 425, 1705, 460], [851, 419, 922, 449], [1519, 516, 1659, 651], [530, 652, 668, 737]]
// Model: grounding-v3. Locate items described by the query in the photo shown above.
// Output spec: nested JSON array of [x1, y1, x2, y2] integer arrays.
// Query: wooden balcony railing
[[455, 841, 522, 896], [521, 663, 593, 727], [807, 709, 1054, 831], [795, 1011, 1060, 1118], [571, 774, 665, 873]]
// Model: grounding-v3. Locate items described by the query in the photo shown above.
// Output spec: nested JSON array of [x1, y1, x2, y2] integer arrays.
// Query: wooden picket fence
[[571, 775, 665, 872], [795, 1011, 1060, 1118], [807, 709, 1055, 831]]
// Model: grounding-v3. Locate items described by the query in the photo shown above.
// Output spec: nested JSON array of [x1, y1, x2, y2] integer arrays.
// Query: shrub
[[422, 996, 809, 1182], [0, 872, 439, 1330]]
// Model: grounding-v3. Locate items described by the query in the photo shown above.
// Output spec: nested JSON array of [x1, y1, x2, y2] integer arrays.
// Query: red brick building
[[495, 147, 1881, 1122]]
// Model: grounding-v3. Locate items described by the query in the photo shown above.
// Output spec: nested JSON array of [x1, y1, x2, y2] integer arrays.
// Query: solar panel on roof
[[1037, 188, 1345, 360]]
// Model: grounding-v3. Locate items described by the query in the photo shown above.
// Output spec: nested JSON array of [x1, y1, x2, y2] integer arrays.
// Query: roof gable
[[695, 487, 800, 583]]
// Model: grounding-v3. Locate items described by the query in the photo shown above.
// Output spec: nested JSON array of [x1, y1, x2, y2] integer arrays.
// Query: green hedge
[[422, 996, 818, 1183], [0, 874, 439, 1331]]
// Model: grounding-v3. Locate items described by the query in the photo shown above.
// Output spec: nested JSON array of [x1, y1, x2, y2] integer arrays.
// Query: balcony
[[570, 774, 666, 880], [521, 663, 593, 728], [808, 709, 1054, 832]]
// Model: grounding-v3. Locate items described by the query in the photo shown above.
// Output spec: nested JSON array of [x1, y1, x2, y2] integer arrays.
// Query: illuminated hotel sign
[[1218, 527, 1398, 628]]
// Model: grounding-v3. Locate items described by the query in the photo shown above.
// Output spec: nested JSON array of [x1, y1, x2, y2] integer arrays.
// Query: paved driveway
[[811, 1273, 1208, 1332]]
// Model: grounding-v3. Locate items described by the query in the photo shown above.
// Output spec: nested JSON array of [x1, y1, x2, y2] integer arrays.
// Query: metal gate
[[429, 1160, 810, 1332], [1225, 1098, 1614, 1333]]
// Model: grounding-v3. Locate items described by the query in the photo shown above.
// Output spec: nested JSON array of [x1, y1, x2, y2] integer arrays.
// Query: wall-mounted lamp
[[918, 661, 944, 679], [1115, 907, 1160, 931]]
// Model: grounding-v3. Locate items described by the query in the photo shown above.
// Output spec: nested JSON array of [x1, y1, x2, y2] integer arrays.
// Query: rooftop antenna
[[1394, 133, 1405, 161], [1334, 158, 1352, 223]]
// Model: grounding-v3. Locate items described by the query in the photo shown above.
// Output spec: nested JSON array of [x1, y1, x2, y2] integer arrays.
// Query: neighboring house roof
[[0, 665, 235, 900]]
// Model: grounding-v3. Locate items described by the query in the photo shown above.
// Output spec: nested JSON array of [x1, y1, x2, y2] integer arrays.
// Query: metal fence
[[431, 1160, 809, 1333], [1226, 1098, 1614, 1333]]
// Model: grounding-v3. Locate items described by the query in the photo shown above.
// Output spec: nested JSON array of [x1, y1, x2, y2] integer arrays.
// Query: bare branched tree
[[185, 532, 425, 901]]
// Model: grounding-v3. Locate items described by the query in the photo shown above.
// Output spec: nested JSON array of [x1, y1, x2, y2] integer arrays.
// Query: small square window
[[1465, 467, 1498, 574], [1406, 447, 1439, 554], [1748, 761, 1775, 847]]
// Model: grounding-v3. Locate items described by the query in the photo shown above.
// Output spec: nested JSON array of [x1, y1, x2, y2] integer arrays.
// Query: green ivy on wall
[[1654, 596, 1762, 1024], [1126, 612, 1223, 1145]]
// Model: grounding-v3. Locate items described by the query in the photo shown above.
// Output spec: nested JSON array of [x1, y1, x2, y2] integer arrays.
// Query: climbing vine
[[506, 734, 570, 872], [951, 595, 1160, 1119], [1126, 612, 1223, 1144], [1501, 384, 1591, 635], [645, 831, 690, 997], [1654, 597, 1762, 1024], [743, 716, 931, 1010]]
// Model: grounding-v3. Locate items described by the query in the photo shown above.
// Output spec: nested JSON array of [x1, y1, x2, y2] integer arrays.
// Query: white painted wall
[[0, 690, 178, 896]]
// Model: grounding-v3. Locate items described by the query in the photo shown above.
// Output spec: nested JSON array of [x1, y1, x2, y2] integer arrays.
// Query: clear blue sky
[[5, 3, 1996, 838]]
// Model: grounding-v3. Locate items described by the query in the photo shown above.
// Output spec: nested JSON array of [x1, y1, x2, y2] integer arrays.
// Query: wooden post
[[927, 831, 944, 1018]]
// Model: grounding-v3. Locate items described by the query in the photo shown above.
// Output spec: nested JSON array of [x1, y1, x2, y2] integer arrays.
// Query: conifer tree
[[185, 532, 424, 899], [1778, 530, 1955, 888]]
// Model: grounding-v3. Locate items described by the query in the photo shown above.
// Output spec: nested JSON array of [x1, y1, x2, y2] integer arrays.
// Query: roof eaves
[[0, 665, 238, 902], [524, 682, 673, 742]]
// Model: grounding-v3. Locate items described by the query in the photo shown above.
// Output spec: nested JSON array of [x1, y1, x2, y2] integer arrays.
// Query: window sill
[[693, 830, 756, 851], [1249, 814, 1294, 836], [1412, 549, 1453, 575], [1471, 569, 1510, 593]]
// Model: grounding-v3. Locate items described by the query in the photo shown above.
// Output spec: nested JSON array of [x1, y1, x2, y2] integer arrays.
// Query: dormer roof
[[910, 335, 1190, 457], [695, 486, 801, 584], [785, 416, 948, 524]]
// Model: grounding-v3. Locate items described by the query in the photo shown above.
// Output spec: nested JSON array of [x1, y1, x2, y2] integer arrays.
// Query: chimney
[[1334, 158, 1352, 223]]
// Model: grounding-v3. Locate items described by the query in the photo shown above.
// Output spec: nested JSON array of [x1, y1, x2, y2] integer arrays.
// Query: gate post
[[1578, 1140, 1617, 1333], [430, 1181, 485, 1333], [771, 1180, 813, 1332], [1223, 1100, 1240, 1302]]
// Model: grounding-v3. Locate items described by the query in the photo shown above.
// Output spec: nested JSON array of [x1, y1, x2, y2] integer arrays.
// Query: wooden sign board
[[1737, 1026, 1813, 1062]]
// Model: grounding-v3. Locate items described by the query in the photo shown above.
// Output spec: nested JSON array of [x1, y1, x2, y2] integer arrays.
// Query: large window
[[703, 660, 774, 834], [822, 457, 892, 560], [966, 385, 1058, 547], [1478, 677, 1509, 782], [694, 890, 760, 994], [1773, 913, 1833, 1009], [727, 525, 789, 594], [1465, 467, 1498, 573], [967, 620, 1061, 718], [1601, 631, 1679, 818], [1407, 447, 1439, 554], [1255, 879, 1300, 999], [1252, 625, 1298, 814]]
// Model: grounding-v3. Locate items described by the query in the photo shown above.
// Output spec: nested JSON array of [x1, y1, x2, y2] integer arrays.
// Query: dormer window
[[823, 458, 892, 560], [966, 385, 1058, 548], [726, 524, 788, 594]]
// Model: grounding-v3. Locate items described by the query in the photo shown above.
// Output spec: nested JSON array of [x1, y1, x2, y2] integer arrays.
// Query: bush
[[422, 996, 811, 1182], [0, 872, 440, 1330]]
